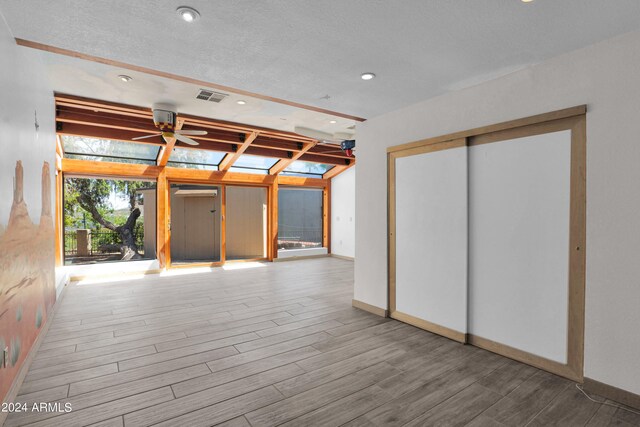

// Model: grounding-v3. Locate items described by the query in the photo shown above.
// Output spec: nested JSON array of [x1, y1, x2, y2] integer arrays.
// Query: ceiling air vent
[[196, 89, 229, 103]]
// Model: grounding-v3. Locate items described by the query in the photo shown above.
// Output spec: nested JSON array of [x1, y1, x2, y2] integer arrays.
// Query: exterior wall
[[0, 15, 56, 401], [355, 29, 640, 395], [330, 167, 355, 258]]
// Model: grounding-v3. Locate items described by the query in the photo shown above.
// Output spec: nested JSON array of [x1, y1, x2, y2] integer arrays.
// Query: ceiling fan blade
[[176, 130, 208, 136], [174, 133, 200, 146], [132, 133, 162, 141]]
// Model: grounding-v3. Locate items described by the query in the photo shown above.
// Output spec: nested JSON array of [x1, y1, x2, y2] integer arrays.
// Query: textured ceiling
[[2, 0, 640, 119]]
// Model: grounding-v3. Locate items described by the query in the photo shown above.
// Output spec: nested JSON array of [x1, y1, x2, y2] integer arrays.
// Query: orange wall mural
[[0, 160, 56, 400]]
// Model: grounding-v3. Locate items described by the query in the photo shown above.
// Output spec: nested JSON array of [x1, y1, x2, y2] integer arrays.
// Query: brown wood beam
[[157, 119, 183, 166], [269, 142, 317, 175], [276, 175, 328, 188], [299, 153, 354, 166], [218, 132, 259, 171], [62, 158, 162, 178], [323, 164, 353, 179], [166, 167, 276, 185]]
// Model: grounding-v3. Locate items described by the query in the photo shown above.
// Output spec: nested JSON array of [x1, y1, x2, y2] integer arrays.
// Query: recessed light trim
[[361, 72, 376, 80], [329, 120, 337, 124], [521, 0, 534, 2], [177, 6, 200, 22], [237, 100, 247, 105], [118, 75, 133, 82]]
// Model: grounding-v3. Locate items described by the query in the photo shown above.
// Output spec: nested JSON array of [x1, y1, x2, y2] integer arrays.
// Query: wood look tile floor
[[7, 258, 638, 426]]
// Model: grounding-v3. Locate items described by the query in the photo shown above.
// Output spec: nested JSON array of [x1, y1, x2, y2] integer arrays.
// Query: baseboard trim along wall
[[391, 310, 467, 343], [0, 283, 69, 425], [70, 269, 163, 282], [583, 377, 640, 411], [352, 299, 388, 317], [330, 254, 354, 261]]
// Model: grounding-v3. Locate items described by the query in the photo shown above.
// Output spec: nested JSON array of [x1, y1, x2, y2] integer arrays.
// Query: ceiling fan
[[133, 103, 207, 146], [294, 126, 356, 157]]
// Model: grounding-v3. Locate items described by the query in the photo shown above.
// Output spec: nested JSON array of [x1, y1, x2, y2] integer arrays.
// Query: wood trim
[[468, 334, 581, 382], [62, 158, 162, 178], [218, 131, 259, 171], [391, 311, 467, 343], [1, 284, 68, 424], [330, 254, 354, 261], [54, 170, 63, 266], [220, 184, 227, 264], [276, 175, 327, 188], [18, 39, 366, 122], [270, 142, 317, 175], [392, 137, 466, 158], [386, 105, 586, 153], [165, 167, 275, 185], [323, 181, 331, 250], [352, 299, 388, 318], [270, 180, 279, 260], [323, 163, 354, 180], [583, 378, 640, 411], [156, 169, 168, 268]]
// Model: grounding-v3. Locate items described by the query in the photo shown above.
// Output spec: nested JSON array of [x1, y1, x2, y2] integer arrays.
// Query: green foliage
[[64, 177, 153, 229]]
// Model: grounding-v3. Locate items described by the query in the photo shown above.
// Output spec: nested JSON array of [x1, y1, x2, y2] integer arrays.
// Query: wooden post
[[156, 168, 168, 268], [270, 181, 279, 260]]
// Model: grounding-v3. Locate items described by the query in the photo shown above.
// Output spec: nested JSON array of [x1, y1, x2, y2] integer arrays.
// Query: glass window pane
[[278, 188, 323, 250], [279, 172, 323, 179], [168, 147, 225, 170], [233, 154, 279, 170], [62, 135, 160, 164], [283, 161, 334, 175], [63, 177, 157, 265]]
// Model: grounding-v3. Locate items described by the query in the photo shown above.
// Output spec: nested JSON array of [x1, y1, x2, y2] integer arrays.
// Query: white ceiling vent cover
[[196, 89, 229, 103]]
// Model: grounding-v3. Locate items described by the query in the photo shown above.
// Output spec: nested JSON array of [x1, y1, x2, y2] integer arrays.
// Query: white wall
[[331, 166, 355, 258], [0, 10, 56, 401], [355, 29, 640, 395]]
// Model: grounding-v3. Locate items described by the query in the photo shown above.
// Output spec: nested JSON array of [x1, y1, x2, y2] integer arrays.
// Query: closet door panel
[[469, 130, 571, 363], [394, 145, 468, 336]]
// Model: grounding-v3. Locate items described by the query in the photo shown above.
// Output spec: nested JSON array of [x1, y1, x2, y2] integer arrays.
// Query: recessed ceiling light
[[118, 75, 133, 82], [237, 100, 247, 105], [521, 0, 534, 2], [177, 6, 200, 22], [361, 72, 376, 80], [329, 120, 337, 124]]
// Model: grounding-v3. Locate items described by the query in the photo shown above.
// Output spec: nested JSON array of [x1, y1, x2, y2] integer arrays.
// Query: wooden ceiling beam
[[322, 163, 354, 179], [156, 119, 183, 166], [269, 141, 317, 175], [57, 122, 165, 145], [299, 153, 354, 166], [218, 132, 259, 171]]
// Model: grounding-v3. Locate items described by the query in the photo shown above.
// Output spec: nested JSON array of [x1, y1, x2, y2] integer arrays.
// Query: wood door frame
[[387, 106, 587, 382]]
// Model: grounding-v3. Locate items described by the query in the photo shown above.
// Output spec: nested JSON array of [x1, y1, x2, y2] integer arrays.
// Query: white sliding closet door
[[468, 130, 572, 363], [393, 143, 468, 339]]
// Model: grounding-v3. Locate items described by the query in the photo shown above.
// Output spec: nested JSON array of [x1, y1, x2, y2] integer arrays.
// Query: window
[[167, 147, 226, 170], [62, 135, 160, 165], [280, 161, 334, 178], [63, 177, 156, 265], [278, 188, 323, 249], [228, 154, 279, 175]]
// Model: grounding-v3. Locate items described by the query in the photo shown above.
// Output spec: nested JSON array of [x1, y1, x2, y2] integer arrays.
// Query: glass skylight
[[281, 161, 334, 178], [167, 147, 226, 170], [62, 135, 160, 165], [229, 154, 280, 174]]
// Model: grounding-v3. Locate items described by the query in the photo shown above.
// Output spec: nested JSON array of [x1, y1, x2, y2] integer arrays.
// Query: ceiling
[[2, 0, 640, 120]]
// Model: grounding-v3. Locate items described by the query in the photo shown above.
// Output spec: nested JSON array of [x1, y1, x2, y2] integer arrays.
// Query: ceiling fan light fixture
[[361, 72, 376, 80], [177, 6, 200, 22], [118, 75, 133, 82]]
